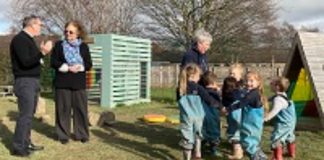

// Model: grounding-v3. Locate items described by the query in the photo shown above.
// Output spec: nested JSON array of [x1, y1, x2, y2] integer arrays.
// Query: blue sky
[[0, 0, 10, 34], [1, 0, 324, 34]]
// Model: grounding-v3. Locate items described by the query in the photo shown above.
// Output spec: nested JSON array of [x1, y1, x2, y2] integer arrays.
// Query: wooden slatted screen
[[86, 46, 103, 100], [88, 34, 151, 108]]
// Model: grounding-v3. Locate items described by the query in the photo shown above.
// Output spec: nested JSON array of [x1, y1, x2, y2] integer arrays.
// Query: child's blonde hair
[[246, 71, 269, 112], [272, 77, 290, 92], [179, 63, 202, 96], [229, 63, 244, 74]]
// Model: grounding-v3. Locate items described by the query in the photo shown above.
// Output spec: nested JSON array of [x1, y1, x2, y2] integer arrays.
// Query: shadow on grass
[[164, 106, 178, 110], [0, 121, 13, 152], [7, 111, 57, 141], [201, 140, 233, 160], [91, 120, 180, 160], [7, 111, 18, 121], [32, 120, 57, 140], [113, 121, 180, 149]]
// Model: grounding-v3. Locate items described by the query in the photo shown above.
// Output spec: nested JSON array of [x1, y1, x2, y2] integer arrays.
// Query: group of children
[[177, 63, 297, 160]]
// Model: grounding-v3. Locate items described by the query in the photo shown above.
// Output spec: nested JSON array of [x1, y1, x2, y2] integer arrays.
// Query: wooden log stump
[[88, 111, 116, 127], [35, 97, 51, 123]]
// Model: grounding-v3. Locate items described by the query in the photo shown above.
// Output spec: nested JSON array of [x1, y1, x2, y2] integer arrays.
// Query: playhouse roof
[[284, 31, 324, 129]]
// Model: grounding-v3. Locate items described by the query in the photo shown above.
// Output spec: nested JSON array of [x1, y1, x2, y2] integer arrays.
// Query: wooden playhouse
[[284, 31, 324, 130]]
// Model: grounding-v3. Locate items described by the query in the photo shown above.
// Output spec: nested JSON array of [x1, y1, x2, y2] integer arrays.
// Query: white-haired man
[[181, 28, 212, 73]]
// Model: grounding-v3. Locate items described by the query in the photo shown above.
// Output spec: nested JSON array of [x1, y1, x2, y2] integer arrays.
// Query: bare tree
[[251, 21, 296, 59], [9, 0, 140, 35], [9, 0, 280, 61], [138, 0, 277, 55], [300, 26, 320, 33]]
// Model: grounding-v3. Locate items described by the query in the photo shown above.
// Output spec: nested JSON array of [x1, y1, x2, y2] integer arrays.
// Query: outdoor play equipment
[[283, 32, 324, 130], [143, 114, 167, 123]]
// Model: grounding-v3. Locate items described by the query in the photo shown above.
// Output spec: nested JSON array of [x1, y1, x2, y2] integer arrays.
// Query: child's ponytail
[[178, 63, 202, 96], [258, 75, 269, 113], [179, 69, 188, 96]]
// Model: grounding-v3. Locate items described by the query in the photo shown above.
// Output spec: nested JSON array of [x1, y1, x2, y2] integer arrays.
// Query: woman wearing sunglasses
[[51, 20, 92, 144]]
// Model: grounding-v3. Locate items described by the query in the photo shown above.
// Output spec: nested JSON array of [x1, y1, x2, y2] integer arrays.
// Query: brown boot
[[287, 142, 296, 158], [271, 146, 283, 160], [228, 144, 243, 160]]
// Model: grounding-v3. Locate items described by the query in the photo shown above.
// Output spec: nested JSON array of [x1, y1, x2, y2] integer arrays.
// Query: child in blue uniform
[[264, 77, 296, 160], [223, 63, 245, 159], [177, 63, 221, 160], [201, 71, 222, 156], [222, 76, 245, 159], [227, 71, 268, 160]]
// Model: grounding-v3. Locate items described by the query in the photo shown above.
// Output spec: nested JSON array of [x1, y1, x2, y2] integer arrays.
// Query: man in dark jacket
[[181, 28, 212, 73], [10, 15, 53, 157]]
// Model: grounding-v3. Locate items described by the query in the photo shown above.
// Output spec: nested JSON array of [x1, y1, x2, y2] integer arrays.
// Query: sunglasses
[[64, 30, 75, 35]]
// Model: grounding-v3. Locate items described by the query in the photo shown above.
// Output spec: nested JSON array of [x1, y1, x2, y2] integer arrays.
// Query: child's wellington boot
[[287, 142, 296, 158], [271, 146, 283, 160]]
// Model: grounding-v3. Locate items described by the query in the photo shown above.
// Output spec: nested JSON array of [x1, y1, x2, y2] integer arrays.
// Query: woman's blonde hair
[[179, 63, 202, 96], [246, 71, 269, 112]]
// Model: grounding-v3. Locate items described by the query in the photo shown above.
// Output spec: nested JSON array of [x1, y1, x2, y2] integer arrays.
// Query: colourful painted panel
[[287, 80, 296, 99], [86, 70, 93, 88], [86, 46, 103, 99], [302, 100, 319, 117], [291, 68, 314, 101], [86, 69, 101, 88], [294, 101, 307, 117], [288, 68, 318, 118]]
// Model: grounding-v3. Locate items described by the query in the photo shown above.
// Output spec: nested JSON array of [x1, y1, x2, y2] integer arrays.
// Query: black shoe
[[60, 139, 69, 144], [28, 143, 44, 151], [80, 139, 89, 143], [11, 149, 32, 157]]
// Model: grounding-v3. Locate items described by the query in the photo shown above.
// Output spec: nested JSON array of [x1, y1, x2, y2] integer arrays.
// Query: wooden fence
[[151, 63, 286, 87]]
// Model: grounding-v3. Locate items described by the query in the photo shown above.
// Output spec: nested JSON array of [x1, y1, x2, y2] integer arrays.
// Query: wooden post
[[231, 54, 234, 64], [160, 66, 163, 88], [271, 55, 275, 76], [277, 67, 281, 76], [168, 65, 171, 87], [175, 64, 180, 87]]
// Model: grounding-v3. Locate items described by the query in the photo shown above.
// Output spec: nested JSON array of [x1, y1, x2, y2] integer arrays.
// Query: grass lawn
[[0, 88, 323, 160]]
